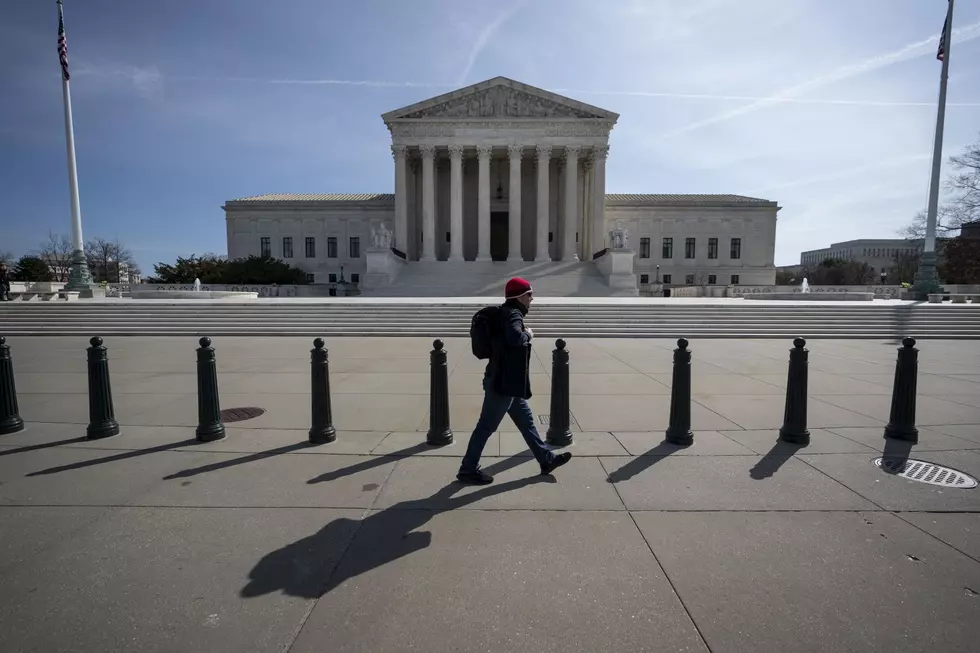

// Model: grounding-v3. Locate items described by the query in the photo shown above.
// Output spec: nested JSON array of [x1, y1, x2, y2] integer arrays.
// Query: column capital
[[535, 144, 552, 161], [590, 145, 610, 161], [508, 144, 525, 160], [563, 145, 581, 161], [448, 144, 464, 158], [476, 144, 493, 159], [391, 144, 408, 159], [419, 144, 436, 159]]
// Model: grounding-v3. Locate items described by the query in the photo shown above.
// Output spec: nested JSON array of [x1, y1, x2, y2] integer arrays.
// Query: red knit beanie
[[505, 277, 533, 299]]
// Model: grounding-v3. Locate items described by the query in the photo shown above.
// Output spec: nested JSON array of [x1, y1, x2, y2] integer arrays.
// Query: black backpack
[[470, 305, 501, 360]]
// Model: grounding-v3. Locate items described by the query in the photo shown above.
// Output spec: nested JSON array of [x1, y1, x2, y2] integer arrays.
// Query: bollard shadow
[[881, 436, 914, 474], [163, 441, 314, 480], [306, 442, 433, 485], [242, 455, 553, 600], [749, 439, 806, 480], [607, 440, 685, 484], [0, 436, 88, 457], [26, 438, 200, 476], [890, 301, 924, 345]]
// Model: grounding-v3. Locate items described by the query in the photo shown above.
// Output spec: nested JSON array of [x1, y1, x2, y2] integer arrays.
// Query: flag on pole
[[937, 0, 950, 61], [57, 1, 70, 80]]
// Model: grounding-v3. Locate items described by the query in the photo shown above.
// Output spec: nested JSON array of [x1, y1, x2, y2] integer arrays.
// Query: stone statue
[[193, 278, 201, 292], [608, 223, 629, 249], [371, 226, 379, 249], [380, 224, 392, 249], [801, 278, 810, 294]]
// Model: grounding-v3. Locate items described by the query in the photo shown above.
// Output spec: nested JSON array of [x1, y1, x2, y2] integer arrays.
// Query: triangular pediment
[[382, 77, 618, 122]]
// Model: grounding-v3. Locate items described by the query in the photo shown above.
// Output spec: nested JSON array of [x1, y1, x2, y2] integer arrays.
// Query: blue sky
[[1, 0, 979, 272]]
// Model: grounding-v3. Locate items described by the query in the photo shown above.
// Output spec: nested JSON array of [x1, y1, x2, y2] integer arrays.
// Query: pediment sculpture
[[400, 86, 604, 120]]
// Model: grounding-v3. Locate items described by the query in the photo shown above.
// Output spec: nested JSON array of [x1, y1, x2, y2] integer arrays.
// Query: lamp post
[[655, 264, 660, 283]]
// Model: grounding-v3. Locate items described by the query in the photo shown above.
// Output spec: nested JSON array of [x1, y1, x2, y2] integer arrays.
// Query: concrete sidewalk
[[1, 337, 979, 652]]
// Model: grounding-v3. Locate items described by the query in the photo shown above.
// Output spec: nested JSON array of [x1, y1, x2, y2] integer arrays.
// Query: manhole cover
[[220, 407, 266, 423], [538, 413, 574, 426], [873, 458, 978, 489]]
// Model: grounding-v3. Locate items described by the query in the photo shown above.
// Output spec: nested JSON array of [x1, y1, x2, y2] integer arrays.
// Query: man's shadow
[[240, 454, 544, 599]]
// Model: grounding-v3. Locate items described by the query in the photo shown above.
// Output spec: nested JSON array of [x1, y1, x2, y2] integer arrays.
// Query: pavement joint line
[[627, 510, 714, 653], [14, 504, 980, 513]]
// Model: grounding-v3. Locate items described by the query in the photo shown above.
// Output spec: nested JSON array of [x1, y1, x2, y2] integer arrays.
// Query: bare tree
[[37, 231, 73, 282], [902, 134, 980, 238], [0, 250, 13, 266], [86, 237, 138, 283]]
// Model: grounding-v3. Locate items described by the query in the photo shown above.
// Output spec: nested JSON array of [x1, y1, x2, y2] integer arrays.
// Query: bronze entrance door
[[490, 212, 509, 261]]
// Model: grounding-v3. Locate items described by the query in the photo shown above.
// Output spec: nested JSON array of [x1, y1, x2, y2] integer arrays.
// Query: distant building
[[959, 220, 980, 240], [800, 238, 923, 275]]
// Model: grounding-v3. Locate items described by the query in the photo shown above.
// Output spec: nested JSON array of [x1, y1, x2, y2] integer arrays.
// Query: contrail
[[456, 0, 528, 86], [752, 153, 933, 194], [554, 87, 980, 107], [659, 19, 980, 139]]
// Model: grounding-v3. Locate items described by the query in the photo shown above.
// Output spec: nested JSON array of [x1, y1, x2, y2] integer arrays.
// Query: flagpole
[[58, 0, 93, 291], [914, 0, 954, 298]]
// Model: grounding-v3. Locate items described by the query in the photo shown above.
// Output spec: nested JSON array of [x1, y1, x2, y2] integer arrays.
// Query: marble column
[[507, 145, 523, 261], [420, 144, 436, 261], [591, 145, 609, 259], [391, 145, 408, 253], [448, 145, 464, 261], [477, 145, 492, 261], [562, 146, 580, 262], [535, 145, 551, 262]]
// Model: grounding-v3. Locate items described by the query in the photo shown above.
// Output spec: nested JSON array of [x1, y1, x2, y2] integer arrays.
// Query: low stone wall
[[130, 284, 352, 297], [729, 285, 902, 300]]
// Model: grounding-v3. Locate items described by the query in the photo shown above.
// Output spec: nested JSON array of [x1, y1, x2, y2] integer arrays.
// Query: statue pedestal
[[594, 248, 639, 296], [361, 249, 406, 290]]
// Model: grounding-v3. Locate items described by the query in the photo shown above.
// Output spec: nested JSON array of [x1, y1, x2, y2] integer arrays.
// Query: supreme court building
[[224, 77, 779, 295]]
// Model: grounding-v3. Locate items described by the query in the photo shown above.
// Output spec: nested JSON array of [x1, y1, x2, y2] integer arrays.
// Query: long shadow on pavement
[[606, 440, 685, 483], [306, 443, 435, 484], [163, 442, 316, 480], [241, 454, 546, 599], [749, 440, 806, 480], [26, 438, 200, 476], [0, 436, 88, 457]]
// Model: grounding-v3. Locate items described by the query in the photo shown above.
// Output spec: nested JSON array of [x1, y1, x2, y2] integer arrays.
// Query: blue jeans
[[460, 375, 555, 473]]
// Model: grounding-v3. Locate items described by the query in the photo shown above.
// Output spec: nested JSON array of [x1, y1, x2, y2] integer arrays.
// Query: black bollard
[[195, 337, 226, 442], [426, 339, 453, 446], [884, 337, 919, 443], [665, 338, 694, 446], [778, 338, 810, 446], [309, 337, 337, 444], [0, 336, 25, 435], [546, 339, 573, 446], [86, 336, 120, 440]]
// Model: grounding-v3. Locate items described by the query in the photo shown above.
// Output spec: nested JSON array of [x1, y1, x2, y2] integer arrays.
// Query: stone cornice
[[387, 119, 615, 139]]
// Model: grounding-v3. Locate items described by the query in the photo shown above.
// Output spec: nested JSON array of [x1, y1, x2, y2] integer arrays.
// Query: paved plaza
[[1, 336, 980, 651]]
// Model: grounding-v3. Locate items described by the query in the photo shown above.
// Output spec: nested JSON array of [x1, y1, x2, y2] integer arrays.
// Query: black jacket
[[487, 299, 532, 399]]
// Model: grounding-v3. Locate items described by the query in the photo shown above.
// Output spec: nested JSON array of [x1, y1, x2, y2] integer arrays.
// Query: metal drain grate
[[220, 407, 266, 423], [874, 458, 978, 489], [538, 412, 574, 426]]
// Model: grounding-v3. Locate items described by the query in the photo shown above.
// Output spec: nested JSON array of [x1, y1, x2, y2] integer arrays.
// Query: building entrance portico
[[383, 77, 618, 265]]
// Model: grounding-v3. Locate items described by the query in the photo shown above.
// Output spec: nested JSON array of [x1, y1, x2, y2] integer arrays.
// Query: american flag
[[57, 1, 70, 80], [937, 0, 950, 61]]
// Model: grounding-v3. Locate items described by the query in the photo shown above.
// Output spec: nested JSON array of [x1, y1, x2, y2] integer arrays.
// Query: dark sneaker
[[457, 469, 494, 485], [541, 452, 572, 476]]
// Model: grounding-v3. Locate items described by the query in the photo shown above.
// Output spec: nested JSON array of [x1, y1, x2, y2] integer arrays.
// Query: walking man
[[0, 263, 10, 301], [458, 277, 571, 485]]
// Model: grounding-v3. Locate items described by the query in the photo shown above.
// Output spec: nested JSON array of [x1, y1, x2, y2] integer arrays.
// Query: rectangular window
[[260, 237, 271, 258], [708, 274, 717, 285], [305, 237, 316, 258], [708, 238, 718, 259], [328, 273, 337, 283], [685, 274, 695, 285], [304, 273, 314, 283], [640, 274, 649, 284], [351, 273, 360, 284], [685, 237, 696, 259], [662, 274, 672, 284], [730, 238, 742, 259], [730, 274, 740, 285], [349, 236, 360, 258], [327, 237, 338, 258], [640, 237, 651, 259], [282, 237, 293, 259], [662, 237, 673, 259]]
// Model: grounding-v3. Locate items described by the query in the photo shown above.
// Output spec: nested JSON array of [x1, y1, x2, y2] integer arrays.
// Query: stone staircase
[[2, 302, 980, 338], [369, 260, 616, 297]]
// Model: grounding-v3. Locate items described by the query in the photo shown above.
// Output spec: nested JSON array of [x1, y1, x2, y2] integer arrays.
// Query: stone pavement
[[1, 336, 979, 652]]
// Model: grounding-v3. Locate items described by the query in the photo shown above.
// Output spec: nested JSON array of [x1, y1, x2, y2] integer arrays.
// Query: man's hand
[[524, 327, 534, 340]]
